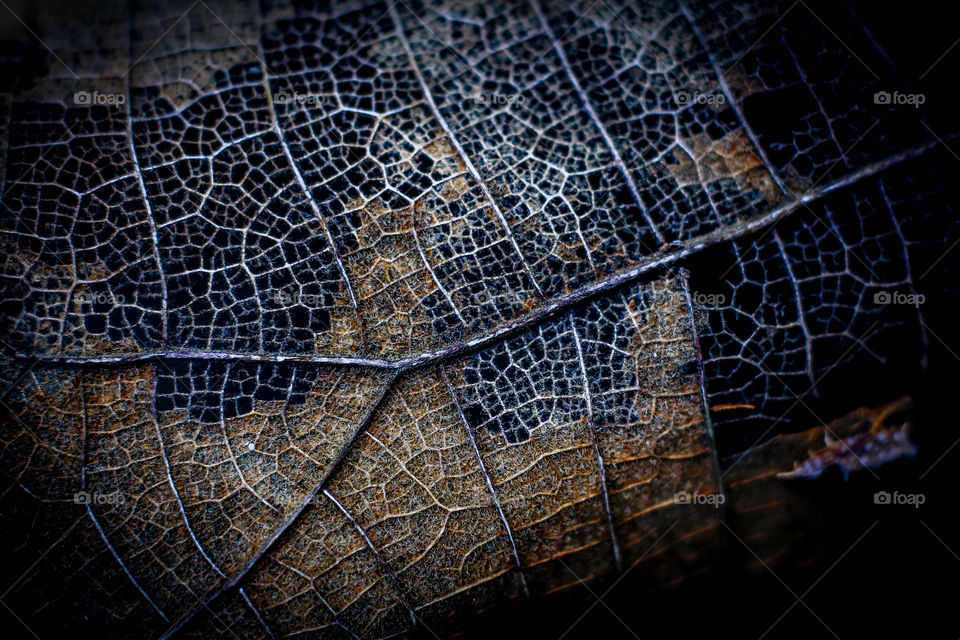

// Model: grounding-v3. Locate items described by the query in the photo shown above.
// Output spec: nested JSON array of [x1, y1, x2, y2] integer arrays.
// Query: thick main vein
[[21, 136, 949, 372]]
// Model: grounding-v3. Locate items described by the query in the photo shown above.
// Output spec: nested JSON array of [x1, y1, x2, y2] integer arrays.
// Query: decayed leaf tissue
[[0, 0, 957, 638]]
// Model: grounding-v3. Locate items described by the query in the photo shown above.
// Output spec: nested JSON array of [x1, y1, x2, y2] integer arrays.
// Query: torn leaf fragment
[[778, 397, 917, 480]]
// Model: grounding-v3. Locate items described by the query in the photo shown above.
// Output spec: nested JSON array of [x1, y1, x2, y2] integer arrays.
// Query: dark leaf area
[[0, 1, 958, 639]]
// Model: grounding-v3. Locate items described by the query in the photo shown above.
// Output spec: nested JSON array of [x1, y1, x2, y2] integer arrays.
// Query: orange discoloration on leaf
[[722, 397, 915, 570], [0, 0, 950, 638]]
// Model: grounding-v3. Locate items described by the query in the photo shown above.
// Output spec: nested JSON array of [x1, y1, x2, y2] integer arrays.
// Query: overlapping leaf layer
[[1, 0, 957, 638]]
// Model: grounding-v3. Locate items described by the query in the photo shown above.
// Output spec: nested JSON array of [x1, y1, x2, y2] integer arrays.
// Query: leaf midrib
[[18, 135, 951, 374]]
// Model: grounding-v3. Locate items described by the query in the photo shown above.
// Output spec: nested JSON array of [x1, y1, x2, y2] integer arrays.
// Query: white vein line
[[679, 269, 729, 518], [530, 0, 664, 246], [126, 46, 169, 346], [773, 230, 817, 390], [219, 413, 281, 515], [22, 351, 400, 367], [16, 138, 953, 371], [157, 373, 400, 640], [256, 47, 362, 316], [151, 369, 227, 578], [388, 2, 546, 298], [322, 489, 422, 631], [239, 587, 276, 639], [86, 503, 168, 621], [877, 178, 929, 368], [80, 371, 167, 621], [441, 365, 528, 595], [79, 370, 88, 487], [678, 0, 791, 198], [411, 206, 467, 326], [569, 314, 623, 572], [775, 2, 849, 169]]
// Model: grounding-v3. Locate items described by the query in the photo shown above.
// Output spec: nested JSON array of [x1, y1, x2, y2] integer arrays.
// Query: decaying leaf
[[776, 396, 916, 480], [0, 0, 958, 638]]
